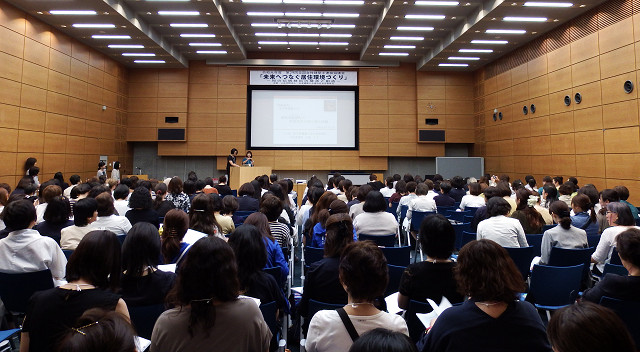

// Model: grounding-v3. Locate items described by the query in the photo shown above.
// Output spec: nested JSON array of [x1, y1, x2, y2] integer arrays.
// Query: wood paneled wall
[[473, 4, 640, 203], [0, 2, 129, 186], [127, 62, 475, 171]]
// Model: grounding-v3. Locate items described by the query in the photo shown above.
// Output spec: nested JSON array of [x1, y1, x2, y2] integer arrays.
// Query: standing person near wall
[[226, 148, 240, 185]]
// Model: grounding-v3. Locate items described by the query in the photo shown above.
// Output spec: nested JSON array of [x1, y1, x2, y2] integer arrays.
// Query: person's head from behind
[[547, 301, 636, 352], [88, 185, 111, 199], [58, 308, 136, 352], [183, 179, 196, 196], [420, 214, 455, 260], [487, 197, 511, 217], [113, 184, 129, 201], [243, 212, 273, 241], [72, 183, 91, 200], [552, 176, 563, 187], [67, 230, 121, 291], [189, 193, 218, 236], [0, 188, 8, 207], [607, 201, 635, 226], [29, 166, 40, 177], [43, 196, 71, 225], [405, 182, 417, 194], [218, 175, 227, 185], [559, 182, 574, 196], [260, 194, 283, 222], [455, 239, 525, 302], [41, 185, 62, 204], [168, 236, 239, 335], [348, 328, 418, 352], [496, 181, 511, 197], [95, 192, 116, 217], [128, 186, 152, 210], [73, 198, 98, 227], [339, 241, 388, 302], [228, 224, 267, 288], [69, 174, 81, 186], [549, 200, 572, 230], [238, 182, 255, 197], [468, 182, 482, 196], [415, 183, 428, 196], [617, 228, 640, 271], [543, 184, 558, 203], [222, 195, 238, 215], [161, 209, 189, 263], [613, 185, 631, 201], [600, 188, 619, 206], [324, 213, 354, 258], [356, 184, 373, 202], [439, 181, 452, 195], [269, 183, 286, 202], [122, 222, 160, 278], [362, 191, 387, 213], [168, 177, 183, 195], [3, 199, 36, 231]]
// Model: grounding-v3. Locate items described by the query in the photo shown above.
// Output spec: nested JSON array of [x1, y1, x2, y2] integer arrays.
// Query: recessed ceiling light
[[503, 16, 547, 21], [324, 13, 360, 17], [397, 26, 434, 30], [284, 0, 323, 3], [320, 33, 352, 37], [384, 44, 416, 49], [122, 53, 156, 56], [108, 44, 144, 48], [196, 50, 227, 54], [470, 39, 508, 44], [288, 33, 320, 37], [439, 63, 468, 67], [134, 60, 166, 63], [158, 11, 200, 15], [324, 0, 365, 4], [319, 42, 349, 45], [258, 41, 288, 44], [524, 2, 572, 7], [189, 42, 222, 46], [256, 32, 288, 36], [170, 23, 208, 27], [486, 29, 526, 34], [50, 10, 97, 15], [405, 14, 446, 19], [331, 24, 357, 28], [415, 1, 459, 5], [448, 56, 480, 60], [459, 48, 493, 52], [390, 36, 424, 40], [251, 23, 279, 27], [247, 12, 285, 16], [285, 12, 323, 16], [72, 23, 116, 28], [146, 0, 190, 1], [379, 52, 409, 56], [243, 0, 281, 2], [92, 35, 131, 39], [180, 33, 216, 37], [289, 41, 319, 45]]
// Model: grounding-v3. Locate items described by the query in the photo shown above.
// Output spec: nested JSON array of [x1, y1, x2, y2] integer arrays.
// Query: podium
[[230, 166, 272, 189]]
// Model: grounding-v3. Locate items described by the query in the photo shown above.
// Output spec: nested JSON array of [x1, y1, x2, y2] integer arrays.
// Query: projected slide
[[248, 87, 358, 149]]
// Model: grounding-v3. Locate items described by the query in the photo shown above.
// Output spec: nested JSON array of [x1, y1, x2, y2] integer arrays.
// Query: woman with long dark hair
[[189, 194, 223, 240], [243, 212, 289, 283], [510, 189, 545, 234]]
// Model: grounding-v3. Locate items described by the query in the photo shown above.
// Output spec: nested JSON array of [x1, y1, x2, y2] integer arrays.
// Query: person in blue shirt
[[311, 200, 357, 247], [243, 212, 289, 284]]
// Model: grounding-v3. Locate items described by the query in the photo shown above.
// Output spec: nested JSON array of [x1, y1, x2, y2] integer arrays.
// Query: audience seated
[[417, 239, 550, 352], [211, 193, 234, 235], [61, 198, 98, 250], [350, 184, 373, 220], [469, 186, 499, 232], [354, 191, 399, 236], [261, 194, 294, 251], [476, 197, 528, 248], [615, 185, 639, 220], [558, 182, 574, 207], [58, 308, 137, 352], [125, 187, 160, 229], [269, 182, 295, 224], [396, 182, 417, 220], [189, 194, 224, 240], [510, 189, 545, 235], [583, 228, 640, 303], [448, 176, 467, 203], [33, 196, 74, 245], [398, 214, 463, 309], [541, 184, 558, 209], [404, 183, 436, 233], [113, 184, 131, 217], [539, 201, 589, 265], [379, 177, 395, 198], [89, 193, 132, 236], [36, 185, 62, 224], [243, 212, 289, 283], [161, 209, 195, 265], [21, 230, 129, 352], [547, 301, 636, 352], [120, 222, 176, 307], [597, 189, 620, 234], [237, 182, 260, 212], [592, 202, 639, 273], [349, 328, 418, 352], [459, 182, 485, 210], [305, 241, 409, 352], [311, 199, 352, 247], [150, 237, 271, 351], [388, 180, 406, 206], [152, 183, 175, 218], [214, 175, 232, 197], [165, 177, 191, 213], [570, 194, 599, 236]]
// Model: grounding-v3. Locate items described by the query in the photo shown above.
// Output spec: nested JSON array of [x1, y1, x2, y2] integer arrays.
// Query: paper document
[[158, 264, 177, 273], [416, 296, 453, 328], [136, 337, 151, 352], [239, 295, 261, 306], [385, 292, 404, 315], [291, 286, 304, 294]]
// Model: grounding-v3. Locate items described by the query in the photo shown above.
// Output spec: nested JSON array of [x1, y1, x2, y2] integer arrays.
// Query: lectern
[[230, 166, 272, 189]]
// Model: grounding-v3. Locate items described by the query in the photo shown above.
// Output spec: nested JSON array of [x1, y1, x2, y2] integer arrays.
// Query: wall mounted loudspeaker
[[624, 80, 634, 94], [165, 116, 179, 123], [564, 95, 571, 106], [498, 112, 503, 120], [530, 104, 536, 114], [418, 130, 445, 142], [522, 106, 528, 115], [158, 128, 185, 141], [574, 92, 582, 104], [493, 113, 497, 121], [425, 118, 439, 125]]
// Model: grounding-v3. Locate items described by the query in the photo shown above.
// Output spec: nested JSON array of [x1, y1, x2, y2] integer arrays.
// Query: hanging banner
[[250, 70, 357, 86]]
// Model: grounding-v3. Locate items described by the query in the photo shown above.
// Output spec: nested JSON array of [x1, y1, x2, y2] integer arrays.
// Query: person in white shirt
[[112, 184, 131, 216], [591, 201, 640, 273], [89, 192, 132, 237], [63, 175, 81, 199], [353, 191, 399, 236], [396, 182, 418, 220], [424, 180, 439, 201], [36, 184, 63, 224], [305, 241, 408, 352], [379, 177, 395, 198], [111, 161, 121, 181], [0, 200, 66, 282], [477, 197, 528, 248], [404, 183, 437, 233], [61, 198, 98, 250], [459, 182, 486, 210], [349, 185, 373, 220]]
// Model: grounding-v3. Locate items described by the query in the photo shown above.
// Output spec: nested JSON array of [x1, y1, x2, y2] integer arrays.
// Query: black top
[[470, 206, 489, 232], [226, 155, 236, 178], [33, 220, 74, 245], [399, 261, 463, 305], [448, 189, 466, 203], [125, 208, 160, 228], [299, 257, 347, 317], [368, 181, 385, 191], [23, 288, 120, 352], [154, 200, 175, 218], [418, 299, 551, 352], [244, 271, 288, 312], [237, 195, 260, 212], [582, 273, 640, 303], [120, 269, 176, 307], [215, 184, 233, 197], [434, 194, 456, 207]]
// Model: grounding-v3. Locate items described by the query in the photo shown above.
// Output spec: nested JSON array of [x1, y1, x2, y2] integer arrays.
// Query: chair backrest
[[405, 300, 432, 342], [452, 222, 471, 250], [603, 263, 628, 276], [359, 234, 396, 247], [307, 299, 344, 324], [436, 206, 455, 214], [445, 210, 470, 223], [586, 235, 600, 248], [525, 234, 543, 257], [385, 264, 407, 296], [259, 301, 279, 337], [117, 234, 126, 245], [263, 266, 283, 288], [636, 218, 640, 227], [542, 224, 556, 232], [387, 202, 399, 216], [528, 264, 582, 309], [231, 189, 238, 197], [504, 246, 534, 281], [460, 231, 476, 249], [0, 269, 54, 314], [128, 304, 166, 340], [599, 296, 640, 347], [379, 246, 411, 267], [548, 247, 595, 267], [304, 246, 325, 267], [410, 211, 435, 233], [464, 207, 479, 215], [62, 249, 74, 260], [399, 205, 409, 221], [610, 248, 623, 265], [463, 215, 474, 223]]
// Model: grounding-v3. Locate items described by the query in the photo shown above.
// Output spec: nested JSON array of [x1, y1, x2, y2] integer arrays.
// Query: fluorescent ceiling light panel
[[390, 36, 424, 40], [158, 11, 200, 15], [524, 1, 572, 7], [170, 23, 208, 27], [379, 52, 409, 56], [243, 0, 282, 2], [255, 32, 288, 36], [72, 23, 116, 28], [92, 35, 131, 39], [134, 60, 166, 63], [320, 33, 352, 37], [180, 33, 216, 37], [122, 53, 156, 56], [251, 23, 279, 27], [258, 41, 288, 44], [331, 24, 356, 28], [384, 45, 415, 49], [248, 12, 285, 16], [486, 29, 526, 34], [288, 33, 320, 37], [439, 63, 468, 67], [50, 10, 97, 15], [108, 44, 144, 48], [284, 0, 324, 3], [324, 13, 360, 17], [189, 43, 222, 46], [286, 12, 323, 16], [448, 56, 479, 60], [196, 50, 227, 54], [415, 1, 459, 5], [503, 16, 547, 21], [405, 14, 446, 19], [324, 0, 365, 4], [319, 42, 348, 45], [289, 41, 319, 45], [397, 26, 434, 30], [470, 39, 507, 44], [459, 48, 493, 52]]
